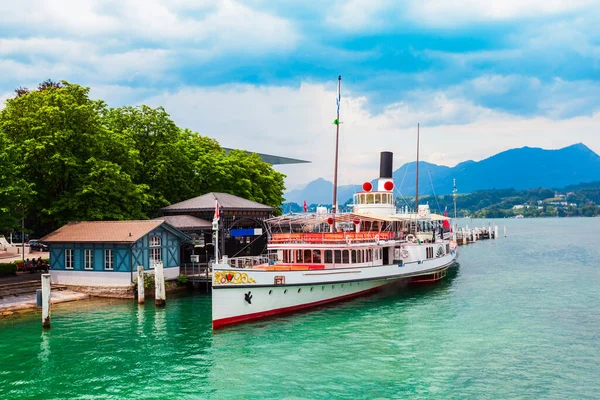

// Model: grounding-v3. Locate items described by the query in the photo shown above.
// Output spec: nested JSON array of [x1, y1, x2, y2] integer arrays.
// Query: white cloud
[[138, 81, 600, 189], [0, 0, 298, 48], [405, 0, 594, 27]]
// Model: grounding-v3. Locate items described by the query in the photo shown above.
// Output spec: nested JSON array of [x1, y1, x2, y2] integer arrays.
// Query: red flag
[[214, 200, 220, 220], [303, 200, 307, 212]]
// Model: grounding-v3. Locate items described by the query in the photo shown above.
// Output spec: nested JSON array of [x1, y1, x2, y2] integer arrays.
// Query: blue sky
[[1, 0, 599, 188]]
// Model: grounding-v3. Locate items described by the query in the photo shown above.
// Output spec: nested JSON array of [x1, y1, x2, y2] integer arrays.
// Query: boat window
[[313, 250, 321, 263], [374, 248, 379, 260], [325, 250, 333, 263], [296, 250, 303, 263], [366, 194, 374, 204], [283, 250, 290, 263], [351, 250, 356, 263], [374, 194, 381, 204], [342, 250, 349, 263], [334, 250, 341, 264], [367, 249, 372, 262], [304, 249, 312, 263]]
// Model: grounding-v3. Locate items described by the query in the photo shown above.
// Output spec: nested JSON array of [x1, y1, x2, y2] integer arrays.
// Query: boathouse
[[41, 220, 190, 286], [159, 192, 274, 262]]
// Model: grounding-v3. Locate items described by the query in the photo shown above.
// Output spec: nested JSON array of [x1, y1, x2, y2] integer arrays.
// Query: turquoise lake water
[[0, 218, 598, 399]]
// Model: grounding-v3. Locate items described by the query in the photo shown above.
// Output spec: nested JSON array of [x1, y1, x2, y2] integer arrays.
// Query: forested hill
[[282, 182, 600, 217], [0, 81, 286, 237], [285, 143, 600, 204]]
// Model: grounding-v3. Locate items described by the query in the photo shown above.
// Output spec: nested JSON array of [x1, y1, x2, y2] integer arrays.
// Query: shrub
[[176, 275, 189, 285], [0, 263, 18, 276]]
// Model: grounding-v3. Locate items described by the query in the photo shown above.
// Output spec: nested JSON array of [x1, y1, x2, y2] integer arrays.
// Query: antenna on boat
[[453, 178, 457, 219], [415, 123, 420, 212], [331, 75, 342, 232]]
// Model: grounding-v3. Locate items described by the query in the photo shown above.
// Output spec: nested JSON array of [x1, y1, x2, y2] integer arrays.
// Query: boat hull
[[212, 250, 457, 329]]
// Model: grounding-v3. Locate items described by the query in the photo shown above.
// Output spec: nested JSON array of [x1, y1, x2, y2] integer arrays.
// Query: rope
[[427, 165, 442, 214]]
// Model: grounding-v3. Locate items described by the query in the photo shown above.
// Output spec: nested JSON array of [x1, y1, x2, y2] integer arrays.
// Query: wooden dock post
[[137, 265, 145, 304], [472, 229, 477, 242], [462, 229, 467, 245], [494, 225, 498, 239], [41, 274, 51, 329], [155, 262, 166, 307]]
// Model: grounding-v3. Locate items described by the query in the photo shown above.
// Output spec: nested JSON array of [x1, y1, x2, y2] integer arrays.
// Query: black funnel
[[379, 152, 393, 178]]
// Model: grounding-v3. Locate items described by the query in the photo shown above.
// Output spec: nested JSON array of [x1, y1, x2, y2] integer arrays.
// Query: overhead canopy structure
[[223, 148, 310, 165], [266, 212, 450, 231]]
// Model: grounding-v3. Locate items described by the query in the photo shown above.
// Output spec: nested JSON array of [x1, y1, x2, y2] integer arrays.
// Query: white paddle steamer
[[212, 151, 458, 329]]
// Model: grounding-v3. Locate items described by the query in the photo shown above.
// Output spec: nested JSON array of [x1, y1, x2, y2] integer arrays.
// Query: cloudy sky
[[1, 0, 599, 189]]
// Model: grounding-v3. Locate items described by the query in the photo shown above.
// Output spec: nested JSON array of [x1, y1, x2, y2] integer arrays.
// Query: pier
[[454, 224, 505, 245]]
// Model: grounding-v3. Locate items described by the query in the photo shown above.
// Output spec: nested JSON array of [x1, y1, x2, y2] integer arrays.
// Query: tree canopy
[[0, 81, 286, 236]]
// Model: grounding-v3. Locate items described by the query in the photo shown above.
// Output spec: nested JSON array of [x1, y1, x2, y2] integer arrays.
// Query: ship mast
[[415, 123, 419, 212], [331, 75, 341, 232], [453, 178, 457, 219]]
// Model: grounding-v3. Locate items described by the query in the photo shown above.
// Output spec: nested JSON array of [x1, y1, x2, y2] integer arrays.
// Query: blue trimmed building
[[40, 220, 190, 287]]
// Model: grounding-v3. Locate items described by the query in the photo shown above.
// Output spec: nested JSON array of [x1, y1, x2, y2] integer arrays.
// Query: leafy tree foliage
[[0, 81, 286, 235]]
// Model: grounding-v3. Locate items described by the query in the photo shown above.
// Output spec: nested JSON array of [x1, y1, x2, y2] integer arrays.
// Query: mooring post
[[137, 265, 145, 304], [155, 262, 166, 307], [495, 225, 498, 239], [462, 228, 467, 245], [41, 274, 51, 329], [472, 228, 477, 242], [504, 226, 507, 238]]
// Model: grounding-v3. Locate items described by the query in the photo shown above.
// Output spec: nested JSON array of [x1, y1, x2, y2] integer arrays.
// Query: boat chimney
[[379, 151, 393, 179], [377, 151, 394, 192]]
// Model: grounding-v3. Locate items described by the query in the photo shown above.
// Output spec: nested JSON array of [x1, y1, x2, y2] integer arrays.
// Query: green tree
[[0, 82, 148, 234]]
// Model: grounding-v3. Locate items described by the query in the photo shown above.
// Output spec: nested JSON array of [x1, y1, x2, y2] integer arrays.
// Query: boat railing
[[269, 231, 398, 244], [225, 254, 278, 269]]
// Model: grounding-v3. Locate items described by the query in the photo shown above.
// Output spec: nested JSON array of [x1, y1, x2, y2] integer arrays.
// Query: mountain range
[[284, 143, 600, 205]]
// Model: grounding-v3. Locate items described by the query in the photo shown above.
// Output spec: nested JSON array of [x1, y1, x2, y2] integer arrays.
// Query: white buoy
[[155, 262, 166, 307], [41, 274, 51, 329], [462, 228, 467, 245], [494, 225, 498, 239], [137, 265, 145, 304]]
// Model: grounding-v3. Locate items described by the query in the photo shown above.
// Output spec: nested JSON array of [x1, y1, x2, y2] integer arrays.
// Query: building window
[[65, 249, 74, 269], [149, 235, 161, 268], [105, 249, 114, 270], [84, 249, 93, 270]]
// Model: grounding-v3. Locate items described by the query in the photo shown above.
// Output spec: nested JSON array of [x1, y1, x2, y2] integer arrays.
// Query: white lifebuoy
[[401, 249, 409, 258], [345, 235, 352, 244], [374, 234, 380, 242], [406, 234, 416, 243]]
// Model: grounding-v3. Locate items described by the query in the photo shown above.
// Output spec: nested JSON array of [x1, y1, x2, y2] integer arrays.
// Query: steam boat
[[211, 151, 458, 329]]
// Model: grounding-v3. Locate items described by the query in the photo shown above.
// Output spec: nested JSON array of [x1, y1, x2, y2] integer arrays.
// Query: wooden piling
[[41, 274, 51, 329], [137, 265, 145, 304], [155, 262, 166, 307]]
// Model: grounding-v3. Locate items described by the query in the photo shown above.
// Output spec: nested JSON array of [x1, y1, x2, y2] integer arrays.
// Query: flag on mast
[[303, 200, 307, 213], [213, 200, 220, 222], [336, 78, 341, 115]]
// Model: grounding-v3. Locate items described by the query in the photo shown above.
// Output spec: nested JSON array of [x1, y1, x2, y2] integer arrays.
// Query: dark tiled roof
[[40, 220, 189, 243], [153, 215, 212, 230], [161, 192, 273, 213]]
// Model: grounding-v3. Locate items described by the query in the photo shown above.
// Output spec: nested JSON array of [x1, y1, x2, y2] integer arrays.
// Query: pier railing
[[180, 263, 211, 282]]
